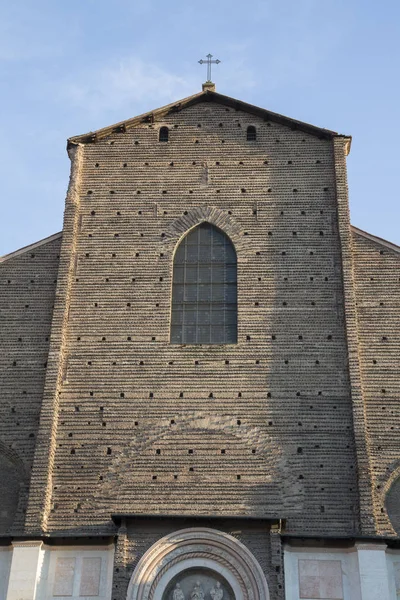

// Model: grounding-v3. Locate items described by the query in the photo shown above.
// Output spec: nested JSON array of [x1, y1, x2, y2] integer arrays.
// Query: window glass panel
[[211, 228, 225, 245], [211, 326, 225, 343], [198, 284, 212, 302], [174, 245, 186, 262], [171, 223, 237, 344], [184, 326, 197, 344], [159, 127, 169, 142], [170, 326, 182, 343], [199, 224, 213, 244], [173, 266, 184, 283], [226, 265, 237, 283], [225, 309, 237, 325], [198, 245, 211, 261], [225, 326, 237, 343], [212, 284, 225, 302], [185, 266, 198, 283], [211, 245, 226, 261], [225, 284, 237, 303], [211, 309, 224, 325], [198, 325, 211, 343], [247, 126, 256, 141], [186, 229, 199, 244], [186, 245, 199, 262], [171, 310, 183, 325], [225, 245, 236, 262], [211, 265, 225, 281], [198, 265, 212, 283], [197, 309, 211, 325], [173, 285, 184, 302], [184, 285, 199, 302], [184, 310, 197, 326]]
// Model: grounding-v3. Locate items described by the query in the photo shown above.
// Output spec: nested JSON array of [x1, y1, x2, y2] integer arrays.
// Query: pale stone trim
[[333, 137, 375, 534], [127, 527, 270, 600], [24, 143, 84, 533], [11, 540, 43, 548]]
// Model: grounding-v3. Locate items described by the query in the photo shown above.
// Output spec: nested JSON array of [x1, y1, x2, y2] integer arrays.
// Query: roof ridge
[[351, 225, 400, 254], [68, 90, 205, 145], [68, 89, 345, 146], [0, 231, 62, 263]]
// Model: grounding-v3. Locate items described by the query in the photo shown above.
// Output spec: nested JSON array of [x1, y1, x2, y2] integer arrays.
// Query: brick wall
[[112, 518, 279, 600], [352, 229, 400, 535], [0, 235, 61, 532], [30, 100, 359, 536]]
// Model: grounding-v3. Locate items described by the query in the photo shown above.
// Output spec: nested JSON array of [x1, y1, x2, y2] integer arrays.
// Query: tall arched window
[[159, 126, 169, 142], [171, 223, 237, 344], [246, 125, 256, 141]]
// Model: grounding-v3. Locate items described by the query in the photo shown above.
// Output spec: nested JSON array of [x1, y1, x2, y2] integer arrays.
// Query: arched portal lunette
[[126, 527, 270, 600]]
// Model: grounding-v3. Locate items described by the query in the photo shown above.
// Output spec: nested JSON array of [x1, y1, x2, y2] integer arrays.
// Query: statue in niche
[[210, 582, 223, 600], [191, 581, 205, 600], [173, 584, 185, 600]]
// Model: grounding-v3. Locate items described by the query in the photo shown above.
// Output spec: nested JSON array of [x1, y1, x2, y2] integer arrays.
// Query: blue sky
[[1, 0, 399, 255]]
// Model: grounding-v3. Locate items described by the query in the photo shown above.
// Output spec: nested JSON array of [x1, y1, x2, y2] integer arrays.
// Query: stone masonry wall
[[352, 229, 400, 535], [0, 235, 61, 532], [35, 101, 358, 536]]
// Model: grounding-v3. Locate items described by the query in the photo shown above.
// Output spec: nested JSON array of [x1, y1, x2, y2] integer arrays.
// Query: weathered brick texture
[[23, 98, 359, 537], [0, 235, 61, 531], [352, 229, 400, 535], [2, 91, 399, 600]]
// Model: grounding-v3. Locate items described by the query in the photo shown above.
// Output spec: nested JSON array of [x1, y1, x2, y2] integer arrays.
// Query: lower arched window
[[246, 126, 256, 141], [171, 223, 237, 344], [159, 126, 169, 142]]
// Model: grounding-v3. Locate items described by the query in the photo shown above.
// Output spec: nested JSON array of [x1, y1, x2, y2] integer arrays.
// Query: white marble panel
[[298, 559, 343, 599], [393, 562, 400, 592], [53, 557, 76, 596], [357, 544, 390, 600], [0, 548, 12, 600], [284, 545, 361, 600], [6, 541, 44, 600], [80, 557, 101, 596]]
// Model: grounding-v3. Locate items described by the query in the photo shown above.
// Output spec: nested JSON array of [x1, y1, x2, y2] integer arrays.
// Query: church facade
[[0, 84, 399, 599]]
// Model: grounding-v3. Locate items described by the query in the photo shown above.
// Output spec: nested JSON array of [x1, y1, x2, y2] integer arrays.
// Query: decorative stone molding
[[127, 528, 270, 600], [11, 540, 44, 548], [355, 542, 388, 551]]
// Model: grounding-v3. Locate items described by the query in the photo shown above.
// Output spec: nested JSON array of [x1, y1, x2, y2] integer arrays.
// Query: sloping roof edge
[[68, 89, 346, 146], [351, 225, 400, 254], [2, 227, 398, 265], [0, 232, 62, 264], [1, 227, 398, 265]]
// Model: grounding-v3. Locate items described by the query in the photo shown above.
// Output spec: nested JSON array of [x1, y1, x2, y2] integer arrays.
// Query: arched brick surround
[[162, 207, 248, 256], [127, 527, 270, 600]]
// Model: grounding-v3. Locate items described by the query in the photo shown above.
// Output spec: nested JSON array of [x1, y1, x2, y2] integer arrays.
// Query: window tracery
[[171, 223, 237, 344]]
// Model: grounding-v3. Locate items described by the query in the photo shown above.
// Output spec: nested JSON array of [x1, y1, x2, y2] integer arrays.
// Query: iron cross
[[198, 54, 221, 82]]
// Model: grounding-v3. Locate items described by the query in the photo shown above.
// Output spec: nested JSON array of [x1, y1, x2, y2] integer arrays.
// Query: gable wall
[[36, 102, 358, 536], [352, 231, 400, 535], [0, 236, 61, 532]]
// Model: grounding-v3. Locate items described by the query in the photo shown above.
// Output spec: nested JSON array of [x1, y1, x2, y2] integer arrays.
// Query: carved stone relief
[[163, 569, 233, 600]]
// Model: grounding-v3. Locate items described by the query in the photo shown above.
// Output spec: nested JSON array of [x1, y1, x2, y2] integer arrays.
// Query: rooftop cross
[[198, 54, 221, 83]]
